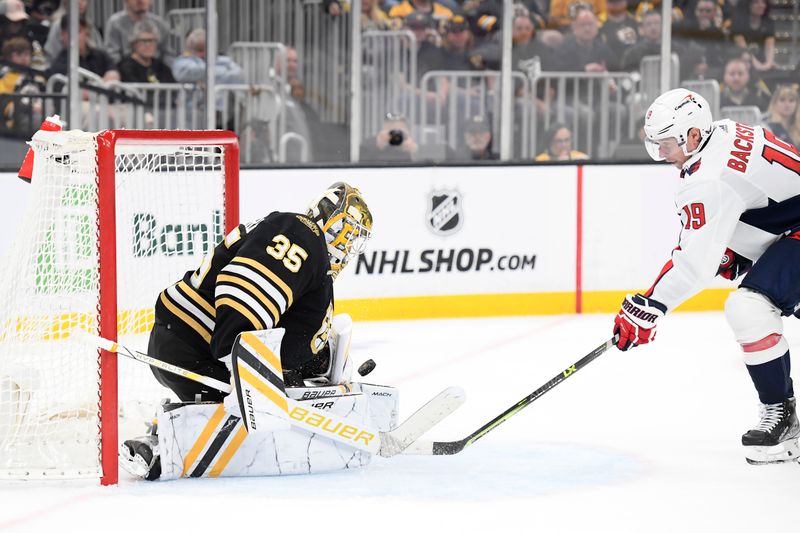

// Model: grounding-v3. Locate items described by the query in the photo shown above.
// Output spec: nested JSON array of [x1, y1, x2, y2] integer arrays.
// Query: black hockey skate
[[742, 397, 800, 465], [119, 434, 161, 480]]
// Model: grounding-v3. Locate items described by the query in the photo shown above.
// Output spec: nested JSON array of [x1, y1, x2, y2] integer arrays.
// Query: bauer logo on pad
[[426, 189, 463, 236]]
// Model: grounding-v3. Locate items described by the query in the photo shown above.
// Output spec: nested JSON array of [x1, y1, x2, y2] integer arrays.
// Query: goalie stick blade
[[377, 386, 465, 458]]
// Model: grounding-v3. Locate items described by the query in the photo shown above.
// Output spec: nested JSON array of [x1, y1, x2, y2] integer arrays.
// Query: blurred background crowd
[[0, 0, 797, 166]]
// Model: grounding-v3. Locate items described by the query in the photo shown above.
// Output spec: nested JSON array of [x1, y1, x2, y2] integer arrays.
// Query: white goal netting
[[0, 130, 233, 480]]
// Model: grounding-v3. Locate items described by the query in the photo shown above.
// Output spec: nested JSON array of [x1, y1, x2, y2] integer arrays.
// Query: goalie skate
[[742, 397, 800, 465]]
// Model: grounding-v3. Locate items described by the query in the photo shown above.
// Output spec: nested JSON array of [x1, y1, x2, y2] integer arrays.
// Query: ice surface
[[1, 312, 798, 532]]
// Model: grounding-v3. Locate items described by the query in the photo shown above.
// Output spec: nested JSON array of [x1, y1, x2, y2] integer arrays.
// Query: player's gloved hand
[[613, 294, 667, 351], [716, 248, 752, 281]]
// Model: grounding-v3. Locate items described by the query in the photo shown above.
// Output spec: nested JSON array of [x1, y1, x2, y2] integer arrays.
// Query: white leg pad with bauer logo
[[182, 328, 401, 477], [158, 380, 398, 479]]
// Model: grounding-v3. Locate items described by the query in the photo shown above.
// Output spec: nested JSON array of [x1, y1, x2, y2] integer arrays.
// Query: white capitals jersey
[[646, 119, 800, 312]]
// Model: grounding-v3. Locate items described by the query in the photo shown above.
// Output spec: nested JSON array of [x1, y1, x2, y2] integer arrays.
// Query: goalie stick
[[76, 332, 465, 458], [403, 336, 616, 456]]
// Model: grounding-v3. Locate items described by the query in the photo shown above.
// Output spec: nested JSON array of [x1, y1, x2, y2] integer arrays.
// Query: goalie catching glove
[[613, 294, 667, 351]]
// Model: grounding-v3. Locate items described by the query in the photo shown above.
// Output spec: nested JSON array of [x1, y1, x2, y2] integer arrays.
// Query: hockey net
[[0, 129, 239, 483]]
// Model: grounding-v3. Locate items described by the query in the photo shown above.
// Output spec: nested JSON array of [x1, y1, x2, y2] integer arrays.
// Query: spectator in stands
[[0, 0, 46, 70], [600, 0, 639, 62], [556, 6, 615, 72], [549, 0, 607, 30], [47, 15, 119, 81], [27, 0, 57, 50], [389, 0, 453, 23], [104, 0, 174, 66], [672, 0, 728, 80], [171, 28, 244, 111], [118, 20, 175, 84], [719, 56, 770, 110], [631, 0, 683, 22], [535, 123, 588, 160], [44, 0, 101, 63], [764, 85, 800, 147], [0, 36, 46, 132], [730, 0, 775, 75], [438, 15, 475, 70], [361, 0, 394, 30], [455, 115, 497, 160], [281, 46, 329, 162], [473, 5, 557, 70], [463, 3, 501, 49], [621, 9, 702, 78], [405, 12, 447, 80], [360, 111, 418, 163]]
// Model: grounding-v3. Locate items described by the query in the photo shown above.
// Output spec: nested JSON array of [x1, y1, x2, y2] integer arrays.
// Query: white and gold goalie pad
[[157, 328, 398, 479]]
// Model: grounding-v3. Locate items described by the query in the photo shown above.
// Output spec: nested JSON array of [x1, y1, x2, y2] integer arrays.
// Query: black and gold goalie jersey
[[154, 211, 333, 370]]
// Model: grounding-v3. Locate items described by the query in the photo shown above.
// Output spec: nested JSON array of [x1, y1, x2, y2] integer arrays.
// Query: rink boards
[[0, 164, 735, 321]]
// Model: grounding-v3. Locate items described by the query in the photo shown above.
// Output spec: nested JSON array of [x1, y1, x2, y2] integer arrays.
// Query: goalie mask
[[306, 182, 373, 278]]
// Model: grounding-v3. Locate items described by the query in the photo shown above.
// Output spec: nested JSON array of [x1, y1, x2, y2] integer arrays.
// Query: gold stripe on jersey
[[216, 297, 265, 330], [221, 263, 288, 315], [231, 257, 294, 307], [217, 273, 280, 325], [237, 363, 289, 414], [215, 285, 274, 330], [182, 404, 226, 477], [167, 285, 215, 330], [159, 292, 212, 344], [241, 331, 283, 374], [177, 280, 215, 318], [207, 424, 248, 477]]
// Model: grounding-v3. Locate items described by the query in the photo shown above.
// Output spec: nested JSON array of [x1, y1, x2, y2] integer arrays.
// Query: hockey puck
[[357, 359, 376, 376]]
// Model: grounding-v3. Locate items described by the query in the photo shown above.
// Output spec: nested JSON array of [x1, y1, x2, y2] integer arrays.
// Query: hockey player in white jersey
[[613, 88, 800, 464]]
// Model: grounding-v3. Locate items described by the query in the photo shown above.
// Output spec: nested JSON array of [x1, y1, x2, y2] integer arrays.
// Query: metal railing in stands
[[681, 79, 721, 118], [361, 30, 417, 140], [167, 7, 205, 55], [45, 70, 147, 130], [720, 106, 765, 126], [418, 70, 531, 159], [528, 71, 638, 159], [639, 54, 680, 105]]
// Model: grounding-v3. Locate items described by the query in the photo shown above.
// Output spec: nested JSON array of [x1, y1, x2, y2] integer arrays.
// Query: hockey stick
[[76, 331, 465, 457], [403, 336, 616, 456], [78, 331, 233, 393]]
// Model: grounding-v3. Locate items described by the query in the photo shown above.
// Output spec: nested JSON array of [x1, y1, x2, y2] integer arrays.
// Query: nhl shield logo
[[426, 189, 463, 236]]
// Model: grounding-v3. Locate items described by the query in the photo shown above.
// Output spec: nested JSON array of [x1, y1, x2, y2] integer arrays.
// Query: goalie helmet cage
[[0, 129, 239, 485]]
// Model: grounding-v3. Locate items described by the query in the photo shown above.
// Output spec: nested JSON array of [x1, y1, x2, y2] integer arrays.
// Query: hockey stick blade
[[74, 331, 233, 394], [378, 386, 466, 458], [403, 337, 616, 456]]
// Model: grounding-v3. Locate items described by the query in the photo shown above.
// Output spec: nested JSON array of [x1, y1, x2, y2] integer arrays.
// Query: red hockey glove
[[613, 294, 667, 351], [716, 248, 752, 281]]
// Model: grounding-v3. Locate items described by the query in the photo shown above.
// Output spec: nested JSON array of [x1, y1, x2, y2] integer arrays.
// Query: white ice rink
[[1, 311, 798, 532]]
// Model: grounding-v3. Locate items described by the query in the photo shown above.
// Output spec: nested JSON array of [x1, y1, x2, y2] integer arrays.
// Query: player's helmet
[[643, 88, 714, 161], [306, 182, 373, 278]]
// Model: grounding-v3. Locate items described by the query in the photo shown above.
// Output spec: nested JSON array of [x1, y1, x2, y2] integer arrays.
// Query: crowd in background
[[0, 0, 797, 164]]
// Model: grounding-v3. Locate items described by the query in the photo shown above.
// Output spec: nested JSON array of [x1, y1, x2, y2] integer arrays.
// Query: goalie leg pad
[[158, 395, 385, 479], [224, 329, 290, 430], [724, 289, 788, 365]]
